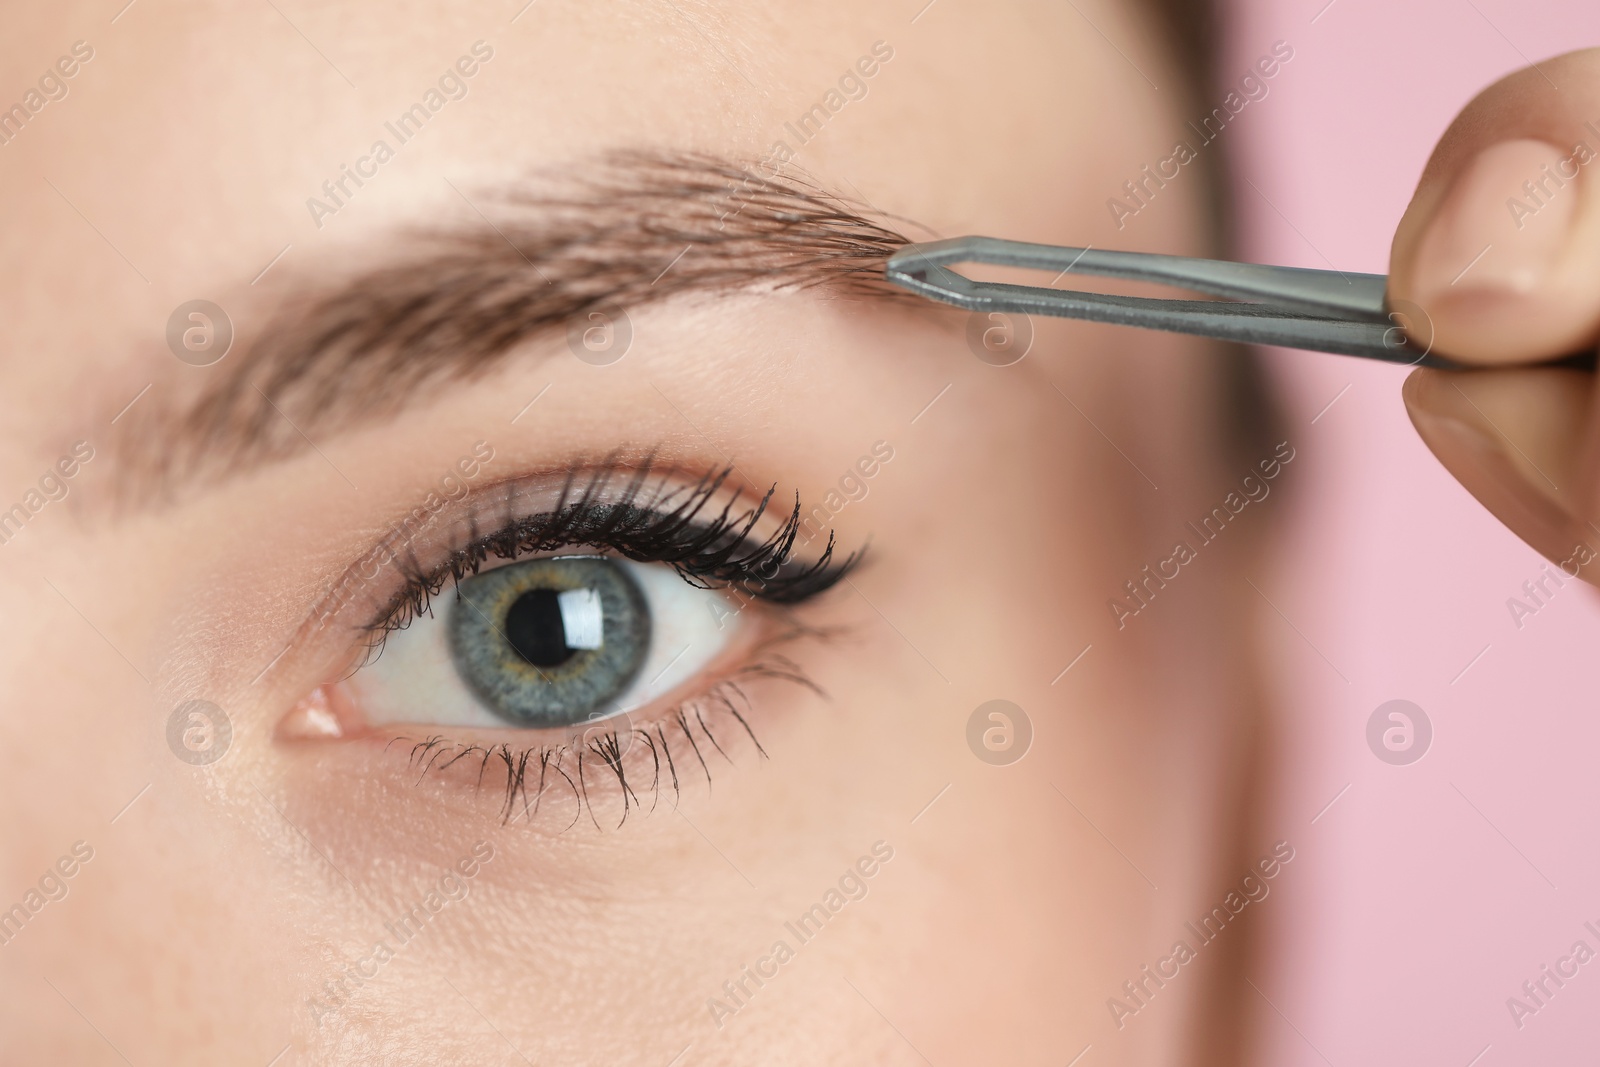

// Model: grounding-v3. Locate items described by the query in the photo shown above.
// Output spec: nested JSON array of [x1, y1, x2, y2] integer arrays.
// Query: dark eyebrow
[[118, 151, 913, 498]]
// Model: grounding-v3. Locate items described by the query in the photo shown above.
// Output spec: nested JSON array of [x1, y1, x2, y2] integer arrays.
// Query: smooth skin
[[0, 3, 1273, 1066], [3, 2, 1589, 1065]]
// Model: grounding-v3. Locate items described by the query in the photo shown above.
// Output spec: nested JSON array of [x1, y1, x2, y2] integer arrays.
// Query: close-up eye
[[285, 465, 858, 770], [15, 5, 1600, 1064], [345, 553, 743, 732]]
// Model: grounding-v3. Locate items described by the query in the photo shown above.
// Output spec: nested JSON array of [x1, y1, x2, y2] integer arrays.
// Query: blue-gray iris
[[448, 556, 650, 728]]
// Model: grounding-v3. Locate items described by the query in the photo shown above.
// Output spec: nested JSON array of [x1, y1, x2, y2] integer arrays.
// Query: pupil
[[504, 589, 575, 667]]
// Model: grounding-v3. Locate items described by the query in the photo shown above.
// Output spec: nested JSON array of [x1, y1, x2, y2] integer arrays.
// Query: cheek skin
[[7, 297, 1241, 1066], [360, 306, 1220, 1058], [267, 599, 785, 871], [229, 300, 1151, 1056], [0, 0, 1251, 1057]]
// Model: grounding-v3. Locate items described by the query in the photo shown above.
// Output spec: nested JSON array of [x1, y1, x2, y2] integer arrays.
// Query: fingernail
[[1411, 139, 1578, 306]]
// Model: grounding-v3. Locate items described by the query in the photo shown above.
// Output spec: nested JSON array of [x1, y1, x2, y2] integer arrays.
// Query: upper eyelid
[[298, 457, 707, 633], [299, 459, 857, 658]]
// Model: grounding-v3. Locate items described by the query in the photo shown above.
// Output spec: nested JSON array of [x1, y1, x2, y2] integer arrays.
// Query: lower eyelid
[[321, 620, 823, 830]]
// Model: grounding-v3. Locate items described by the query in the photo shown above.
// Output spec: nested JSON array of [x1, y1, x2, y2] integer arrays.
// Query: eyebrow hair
[[121, 151, 914, 497]]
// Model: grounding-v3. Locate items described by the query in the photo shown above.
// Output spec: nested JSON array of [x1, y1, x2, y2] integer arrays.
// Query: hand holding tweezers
[[884, 236, 1457, 367]]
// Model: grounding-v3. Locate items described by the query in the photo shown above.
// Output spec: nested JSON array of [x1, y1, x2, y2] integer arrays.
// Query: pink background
[[1223, 2, 1600, 1063]]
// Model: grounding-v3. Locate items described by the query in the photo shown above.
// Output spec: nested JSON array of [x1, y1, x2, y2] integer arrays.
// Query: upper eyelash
[[343, 460, 860, 830], [362, 458, 861, 656]]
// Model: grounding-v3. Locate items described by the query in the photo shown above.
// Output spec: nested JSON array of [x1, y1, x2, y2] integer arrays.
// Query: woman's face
[[1, 3, 1269, 1064]]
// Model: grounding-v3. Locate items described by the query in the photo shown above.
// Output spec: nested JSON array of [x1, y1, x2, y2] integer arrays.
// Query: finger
[[1389, 48, 1600, 364], [1404, 364, 1600, 581]]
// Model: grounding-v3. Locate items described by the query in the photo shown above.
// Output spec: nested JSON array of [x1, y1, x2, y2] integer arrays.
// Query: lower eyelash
[[385, 629, 828, 830]]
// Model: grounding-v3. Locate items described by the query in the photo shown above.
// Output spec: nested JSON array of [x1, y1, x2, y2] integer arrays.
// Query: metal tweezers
[[885, 235, 1454, 368]]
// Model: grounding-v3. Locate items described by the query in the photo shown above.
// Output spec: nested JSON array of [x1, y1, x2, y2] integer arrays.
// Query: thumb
[[1392, 49, 1600, 580], [1389, 48, 1600, 363]]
